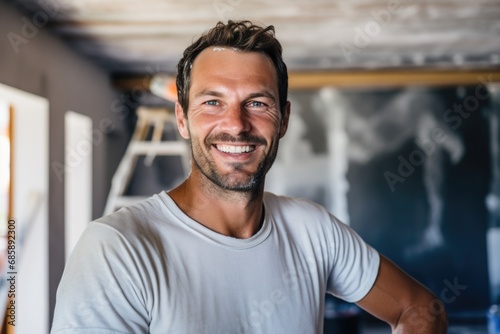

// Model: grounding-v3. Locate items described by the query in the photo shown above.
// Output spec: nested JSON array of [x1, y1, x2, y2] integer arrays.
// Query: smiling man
[[51, 21, 448, 334]]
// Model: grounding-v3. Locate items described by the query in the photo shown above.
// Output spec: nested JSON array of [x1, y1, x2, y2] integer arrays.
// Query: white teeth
[[216, 145, 254, 154]]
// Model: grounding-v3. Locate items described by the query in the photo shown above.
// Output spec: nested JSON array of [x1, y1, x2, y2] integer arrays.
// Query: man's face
[[175, 47, 290, 193]]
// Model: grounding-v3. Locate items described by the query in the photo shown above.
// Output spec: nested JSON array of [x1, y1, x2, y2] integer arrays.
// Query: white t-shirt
[[51, 192, 379, 334]]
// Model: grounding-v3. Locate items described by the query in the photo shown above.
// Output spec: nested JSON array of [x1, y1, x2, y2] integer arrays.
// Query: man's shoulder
[[263, 192, 332, 231], [93, 192, 172, 239]]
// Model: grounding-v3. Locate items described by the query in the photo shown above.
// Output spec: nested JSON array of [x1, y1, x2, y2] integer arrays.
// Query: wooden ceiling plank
[[111, 69, 500, 91], [288, 69, 500, 88]]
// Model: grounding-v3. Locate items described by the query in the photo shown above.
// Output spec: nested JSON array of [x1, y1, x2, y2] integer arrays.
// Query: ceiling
[[6, 0, 500, 78]]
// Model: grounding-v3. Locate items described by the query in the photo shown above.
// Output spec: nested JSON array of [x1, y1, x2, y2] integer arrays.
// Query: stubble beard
[[189, 132, 280, 195]]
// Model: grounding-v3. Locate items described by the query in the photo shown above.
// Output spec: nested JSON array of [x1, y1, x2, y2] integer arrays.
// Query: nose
[[220, 104, 251, 135]]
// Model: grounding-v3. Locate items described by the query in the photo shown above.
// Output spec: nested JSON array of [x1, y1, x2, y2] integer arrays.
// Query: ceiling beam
[[112, 75, 152, 91], [112, 68, 500, 91], [289, 68, 500, 88]]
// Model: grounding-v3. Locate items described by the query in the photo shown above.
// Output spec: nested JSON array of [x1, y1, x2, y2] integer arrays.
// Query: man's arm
[[356, 255, 448, 333]]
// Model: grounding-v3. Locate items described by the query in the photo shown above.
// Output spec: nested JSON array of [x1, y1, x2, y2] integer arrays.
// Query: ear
[[279, 101, 291, 139], [175, 102, 190, 139]]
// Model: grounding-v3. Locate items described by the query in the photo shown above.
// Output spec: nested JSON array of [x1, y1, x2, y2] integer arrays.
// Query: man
[[52, 21, 447, 333]]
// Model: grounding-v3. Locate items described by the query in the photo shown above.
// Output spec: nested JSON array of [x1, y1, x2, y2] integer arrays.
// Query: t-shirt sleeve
[[326, 215, 380, 303], [51, 222, 150, 334]]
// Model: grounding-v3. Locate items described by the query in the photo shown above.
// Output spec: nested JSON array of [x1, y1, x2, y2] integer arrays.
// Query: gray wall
[[0, 2, 127, 329]]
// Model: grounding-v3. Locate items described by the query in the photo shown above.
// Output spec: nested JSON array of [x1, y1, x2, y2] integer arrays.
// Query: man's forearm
[[393, 302, 448, 334]]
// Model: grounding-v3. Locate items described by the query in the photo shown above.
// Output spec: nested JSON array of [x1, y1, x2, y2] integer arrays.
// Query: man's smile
[[215, 144, 256, 154]]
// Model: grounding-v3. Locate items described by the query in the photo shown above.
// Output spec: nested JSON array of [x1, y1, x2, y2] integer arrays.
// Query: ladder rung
[[129, 141, 188, 155], [104, 106, 190, 216]]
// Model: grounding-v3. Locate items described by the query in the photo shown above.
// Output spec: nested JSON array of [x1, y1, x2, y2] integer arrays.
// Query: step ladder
[[103, 106, 190, 215]]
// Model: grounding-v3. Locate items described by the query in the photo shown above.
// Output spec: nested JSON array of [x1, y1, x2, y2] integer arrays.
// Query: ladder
[[103, 106, 190, 215]]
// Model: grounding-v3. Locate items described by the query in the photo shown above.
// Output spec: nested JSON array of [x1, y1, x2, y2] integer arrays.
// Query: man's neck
[[167, 176, 265, 239]]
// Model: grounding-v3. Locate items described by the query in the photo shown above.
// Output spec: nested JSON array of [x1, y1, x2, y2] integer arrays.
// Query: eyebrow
[[194, 89, 224, 99], [246, 91, 276, 102], [194, 89, 276, 102]]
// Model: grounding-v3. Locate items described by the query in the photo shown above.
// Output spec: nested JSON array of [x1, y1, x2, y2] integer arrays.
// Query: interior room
[[0, 0, 499, 333]]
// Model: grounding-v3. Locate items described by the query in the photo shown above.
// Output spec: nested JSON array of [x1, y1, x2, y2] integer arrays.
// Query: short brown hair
[[176, 20, 288, 116]]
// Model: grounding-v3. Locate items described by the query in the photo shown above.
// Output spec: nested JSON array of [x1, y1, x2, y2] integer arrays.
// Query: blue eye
[[248, 101, 265, 108], [205, 100, 219, 106]]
